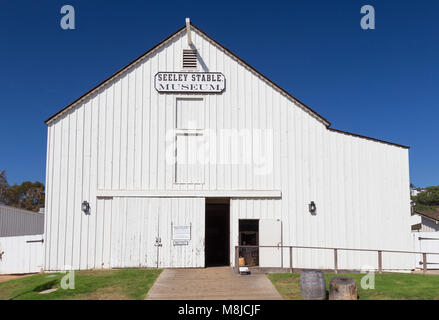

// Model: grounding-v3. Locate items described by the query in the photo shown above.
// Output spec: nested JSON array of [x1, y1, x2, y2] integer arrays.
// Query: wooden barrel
[[300, 270, 326, 300], [329, 277, 358, 300]]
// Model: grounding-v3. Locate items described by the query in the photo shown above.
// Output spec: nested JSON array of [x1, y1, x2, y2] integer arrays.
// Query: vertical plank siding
[[0, 235, 44, 274], [44, 28, 412, 271]]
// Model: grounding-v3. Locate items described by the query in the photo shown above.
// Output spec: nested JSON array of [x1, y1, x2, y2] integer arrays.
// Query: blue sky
[[1, 0, 438, 188]]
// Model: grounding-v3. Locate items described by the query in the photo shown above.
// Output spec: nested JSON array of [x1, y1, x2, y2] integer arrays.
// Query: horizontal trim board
[[96, 190, 282, 198]]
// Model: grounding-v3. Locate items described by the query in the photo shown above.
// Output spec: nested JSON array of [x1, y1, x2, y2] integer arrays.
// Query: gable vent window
[[183, 49, 197, 69]]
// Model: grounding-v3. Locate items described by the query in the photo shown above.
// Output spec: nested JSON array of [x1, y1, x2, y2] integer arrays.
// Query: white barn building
[[44, 21, 413, 272]]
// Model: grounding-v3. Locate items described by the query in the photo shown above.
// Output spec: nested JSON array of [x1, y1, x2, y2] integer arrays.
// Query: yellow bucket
[[238, 257, 245, 266]]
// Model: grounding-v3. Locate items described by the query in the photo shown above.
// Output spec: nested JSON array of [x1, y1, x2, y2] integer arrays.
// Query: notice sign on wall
[[155, 72, 225, 93], [172, 225, 191, 240]]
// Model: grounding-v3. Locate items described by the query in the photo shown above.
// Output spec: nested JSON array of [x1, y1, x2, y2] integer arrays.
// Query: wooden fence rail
[[234, 245, 439, 274]]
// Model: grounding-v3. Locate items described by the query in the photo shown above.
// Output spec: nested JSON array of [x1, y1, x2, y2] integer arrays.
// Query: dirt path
[[145, 267, 283, 300], [0, 274, 33, 283]]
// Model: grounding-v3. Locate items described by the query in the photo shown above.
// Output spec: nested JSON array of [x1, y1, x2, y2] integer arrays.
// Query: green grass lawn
[[267, 272, 439, 300], [0, 268, 162, 300]]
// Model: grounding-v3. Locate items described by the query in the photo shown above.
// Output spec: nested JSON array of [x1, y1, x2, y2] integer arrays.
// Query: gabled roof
[[45, 24, 185, 125], [414, 210, 439, 222], [44, 23, 329, 126], [44, 23, 409, 149]]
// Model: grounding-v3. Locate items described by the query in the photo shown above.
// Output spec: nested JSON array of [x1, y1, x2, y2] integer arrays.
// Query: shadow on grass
[[33, 279, 58, 293], [10, 279, 59, 300]]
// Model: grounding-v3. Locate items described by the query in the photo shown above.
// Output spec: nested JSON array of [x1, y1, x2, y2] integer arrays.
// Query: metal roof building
[[43, 20, 412, 272], [0, 204, 44, 237]]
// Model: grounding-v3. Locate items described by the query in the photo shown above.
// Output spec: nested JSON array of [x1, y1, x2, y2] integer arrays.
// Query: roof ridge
[[45, 23, 331, 126], [43, 22, 409, 149]]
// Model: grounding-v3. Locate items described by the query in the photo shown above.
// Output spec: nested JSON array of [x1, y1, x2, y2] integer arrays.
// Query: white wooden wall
[[413, 232, 439, 269], [0, 235, 44, 274], [45, 197, 204, 270], [45, 25, 412, 271]]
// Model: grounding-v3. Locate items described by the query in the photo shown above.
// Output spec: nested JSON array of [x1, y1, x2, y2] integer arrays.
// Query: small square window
[[176, 98, 204, 130]]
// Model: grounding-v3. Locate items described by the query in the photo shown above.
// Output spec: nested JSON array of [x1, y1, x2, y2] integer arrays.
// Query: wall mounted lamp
[[81, 201, 90, 215], [309, 201, 316, 214]]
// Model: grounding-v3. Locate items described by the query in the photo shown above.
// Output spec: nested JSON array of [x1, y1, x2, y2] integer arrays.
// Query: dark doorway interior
[[239, 219, 259, 266], [205, 200, 230, 267]]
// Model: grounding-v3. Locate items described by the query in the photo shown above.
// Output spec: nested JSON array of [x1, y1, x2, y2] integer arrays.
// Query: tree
[[0, 170, 8, 204], [18, 181, 45, 211], [414, 186, 439, 206], [0, 170, 45, 212], [412, 186, 439, 212]]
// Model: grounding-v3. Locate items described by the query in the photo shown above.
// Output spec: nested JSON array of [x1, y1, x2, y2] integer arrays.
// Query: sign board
[[173, 240, 189, 246], [155, 72, 225, 93], [172, 225, 191, 240]]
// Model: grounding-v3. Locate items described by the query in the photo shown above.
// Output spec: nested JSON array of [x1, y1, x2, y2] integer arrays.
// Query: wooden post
[[329, 277, 358, 300], [235, 246, 239, 273], [334, 249, 338, 274], [185, 18, 192, 46], [423, 253, 427, 274], [280, 245, 283, 269], [289, 247, 293, 273], [378, 251, 382, 274]]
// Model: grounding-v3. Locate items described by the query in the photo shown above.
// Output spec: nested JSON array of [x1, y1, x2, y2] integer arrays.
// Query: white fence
[[0, 235, 44, 274], [413, 232, 439, 270]]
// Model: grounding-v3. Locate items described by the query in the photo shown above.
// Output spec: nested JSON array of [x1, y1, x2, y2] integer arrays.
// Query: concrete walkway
[[146, 267, 283, 300]]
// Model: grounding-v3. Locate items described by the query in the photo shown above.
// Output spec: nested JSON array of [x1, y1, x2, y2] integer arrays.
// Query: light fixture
[[410, 201, 416, 215], [81, 201, 90, 215], [309, 201, 316, 214]]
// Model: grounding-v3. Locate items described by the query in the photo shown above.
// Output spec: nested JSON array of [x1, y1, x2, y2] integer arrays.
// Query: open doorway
[[239, 219, 259, 266], [205, 199, 230, 267]]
